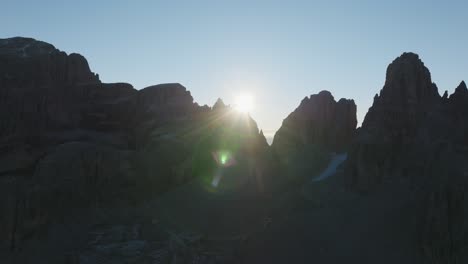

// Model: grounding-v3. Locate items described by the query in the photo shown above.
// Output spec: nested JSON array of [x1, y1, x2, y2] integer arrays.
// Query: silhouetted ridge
[[0, 37, 56, 57], [450, 80, 468, 99], [2, 38, 468, 263], [212, 98, 227, 110], [136, 83, 195, 116], [272, 90, 356, 166], [0, 37, 99, 85]]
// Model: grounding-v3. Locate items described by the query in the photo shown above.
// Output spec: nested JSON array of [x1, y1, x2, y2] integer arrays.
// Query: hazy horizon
[[3, 0, 468, 141]]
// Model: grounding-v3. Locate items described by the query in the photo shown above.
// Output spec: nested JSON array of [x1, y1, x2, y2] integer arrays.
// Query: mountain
[[271, 90, 356, 179], [1, 37, 467, 263], [346, 52, 468, 262], [0, 37, 269, 252], [272, 90, 356, 155]]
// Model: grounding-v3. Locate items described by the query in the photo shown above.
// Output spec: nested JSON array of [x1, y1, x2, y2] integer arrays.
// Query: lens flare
[[211, 170, 223, 187], [212, 150, 236, 167], [210, 150, 237, 187], [220, 153, 228, 165]]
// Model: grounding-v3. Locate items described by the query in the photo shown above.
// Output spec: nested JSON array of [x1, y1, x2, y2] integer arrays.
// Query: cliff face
[[346, 52, 468, 262], [272, 90, 356, 165]]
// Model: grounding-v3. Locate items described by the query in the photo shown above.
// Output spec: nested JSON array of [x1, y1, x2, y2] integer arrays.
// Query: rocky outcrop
[[448, 81, 468, 119], [272, 90, 356, 165], [212, 98, 228, 111], [346, 52, 468, 263], [0, 37, 99, 85], [136, 83, 195, 119], [449, 80, 467, 101]]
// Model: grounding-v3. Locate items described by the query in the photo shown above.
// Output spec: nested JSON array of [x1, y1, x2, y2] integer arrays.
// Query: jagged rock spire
[[212, 98, 227, 110], [451, 81, 467, 98], [362, 52, 440, 129], [379, 52, 439, 104]]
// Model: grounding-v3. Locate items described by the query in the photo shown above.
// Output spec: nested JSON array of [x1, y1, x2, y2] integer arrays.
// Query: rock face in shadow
[[0, 37, 269, 251], [272, 90, 356, 165], [347, 53, 442, 191], [346, 52, 468, 263]]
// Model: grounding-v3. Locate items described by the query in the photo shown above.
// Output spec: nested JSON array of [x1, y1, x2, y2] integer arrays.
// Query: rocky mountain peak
[[448, 81, 468, 117], [347, 53, 468, 193], [0, 37, 99, 85], [272, 90, 356, 161], [0, 37, 56, 58], [451, 80, 467, 98], [442, 90, 449, 99], [458, 80, 467, 90], [257, 129, 269, 148], [212, 98, 227, 110], [380, 52, 439, 105], [362, 52, 441, 130]]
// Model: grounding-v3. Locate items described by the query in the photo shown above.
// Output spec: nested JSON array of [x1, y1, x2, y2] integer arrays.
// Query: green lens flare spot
[[220, 153, 228, 165]]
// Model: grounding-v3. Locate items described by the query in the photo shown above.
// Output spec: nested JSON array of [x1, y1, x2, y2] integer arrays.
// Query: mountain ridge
[[1, 36, 467, 263]]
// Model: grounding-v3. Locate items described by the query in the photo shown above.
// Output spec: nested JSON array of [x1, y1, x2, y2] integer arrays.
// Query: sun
[[234, 93, 254, 113]]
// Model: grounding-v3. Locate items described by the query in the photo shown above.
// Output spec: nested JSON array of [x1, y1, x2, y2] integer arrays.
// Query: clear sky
[[2, 0, 467, 140]]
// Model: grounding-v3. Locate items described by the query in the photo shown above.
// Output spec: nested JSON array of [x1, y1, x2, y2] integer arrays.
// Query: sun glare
[[234, 94, 254, 113]]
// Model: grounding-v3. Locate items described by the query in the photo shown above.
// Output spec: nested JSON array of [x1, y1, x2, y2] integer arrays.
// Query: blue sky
[[2, 0, 467, 139]]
